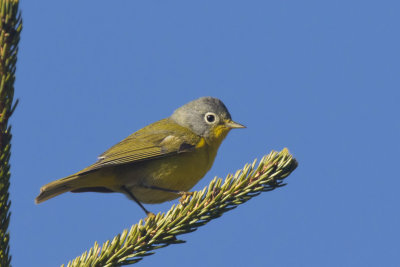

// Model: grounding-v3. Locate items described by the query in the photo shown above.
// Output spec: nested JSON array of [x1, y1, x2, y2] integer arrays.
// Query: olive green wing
[[78, 118, 201, 175]]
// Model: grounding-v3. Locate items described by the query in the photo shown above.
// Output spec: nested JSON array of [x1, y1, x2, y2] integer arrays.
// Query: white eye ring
[[204, 112, 217, 124]]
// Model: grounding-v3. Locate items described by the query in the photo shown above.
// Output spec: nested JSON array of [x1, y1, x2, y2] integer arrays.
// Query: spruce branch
[[64, 148, 298, 267], [0, 0, 21, 266]]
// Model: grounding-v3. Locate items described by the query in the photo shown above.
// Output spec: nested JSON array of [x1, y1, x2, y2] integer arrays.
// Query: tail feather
[[35, 175, 78, 204]]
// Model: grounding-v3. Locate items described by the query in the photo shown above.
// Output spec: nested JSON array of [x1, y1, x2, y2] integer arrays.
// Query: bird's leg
[[142, 185, 194, 203], [121, 186, 154, 218], [142, 185, 192, 196]]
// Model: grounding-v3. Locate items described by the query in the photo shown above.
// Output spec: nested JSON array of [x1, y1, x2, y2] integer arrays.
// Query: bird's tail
[[35, 175, 78, 204]]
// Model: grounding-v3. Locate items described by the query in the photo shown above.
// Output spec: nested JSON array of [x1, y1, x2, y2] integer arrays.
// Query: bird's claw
[[179, 192, 193, 204]]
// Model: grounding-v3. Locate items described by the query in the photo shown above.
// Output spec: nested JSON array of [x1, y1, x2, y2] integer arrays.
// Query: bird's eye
[[204, 112, 217, 124]]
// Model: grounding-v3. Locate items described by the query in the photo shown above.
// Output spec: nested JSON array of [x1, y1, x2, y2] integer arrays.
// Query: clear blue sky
[[10, 1, 399, 266]]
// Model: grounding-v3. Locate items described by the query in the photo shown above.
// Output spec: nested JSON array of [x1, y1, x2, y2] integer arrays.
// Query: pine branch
[[63, 148, 298, 267], [0, 0, 21, 266]]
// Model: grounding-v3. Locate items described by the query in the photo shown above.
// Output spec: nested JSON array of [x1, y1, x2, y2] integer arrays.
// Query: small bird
[[35, 97, 245, 216]]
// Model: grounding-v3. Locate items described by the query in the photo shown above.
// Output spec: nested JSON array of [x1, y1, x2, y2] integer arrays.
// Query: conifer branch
[[64, 148, 298, 267], [0, 0, 21, 266]]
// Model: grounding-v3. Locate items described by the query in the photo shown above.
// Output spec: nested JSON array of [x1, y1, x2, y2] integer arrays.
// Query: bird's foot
[[179, 192, 193, 204]]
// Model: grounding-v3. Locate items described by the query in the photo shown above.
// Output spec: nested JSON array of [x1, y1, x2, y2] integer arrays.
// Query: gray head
[[170, 97, 245, 138]]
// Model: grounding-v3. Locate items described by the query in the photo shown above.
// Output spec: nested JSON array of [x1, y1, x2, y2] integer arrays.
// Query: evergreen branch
[[0, 0, 21, 266], [64, 148, 298, 267]]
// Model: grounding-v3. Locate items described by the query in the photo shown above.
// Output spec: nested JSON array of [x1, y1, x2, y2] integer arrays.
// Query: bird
[[35, 96, 245, 216]]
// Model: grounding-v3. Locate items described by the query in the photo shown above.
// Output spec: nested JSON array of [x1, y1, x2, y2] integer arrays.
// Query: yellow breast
[[129, 135, 224, 204]]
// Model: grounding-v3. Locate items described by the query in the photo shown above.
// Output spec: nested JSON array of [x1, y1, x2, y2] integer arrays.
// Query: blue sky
[[10, 1, 399, 266]]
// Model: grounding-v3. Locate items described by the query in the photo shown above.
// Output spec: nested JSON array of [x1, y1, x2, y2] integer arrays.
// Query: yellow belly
[[122, 144, 216, 203]]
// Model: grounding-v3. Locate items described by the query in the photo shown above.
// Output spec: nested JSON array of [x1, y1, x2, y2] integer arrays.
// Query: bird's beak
[[225, 119, 246, 129]]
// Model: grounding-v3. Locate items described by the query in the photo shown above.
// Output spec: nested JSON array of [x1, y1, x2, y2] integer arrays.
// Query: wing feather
[[77, 118, 201, 175]]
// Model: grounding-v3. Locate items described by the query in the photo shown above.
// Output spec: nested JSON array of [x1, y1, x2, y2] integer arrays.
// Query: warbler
[[35, 97, 245, 215]]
